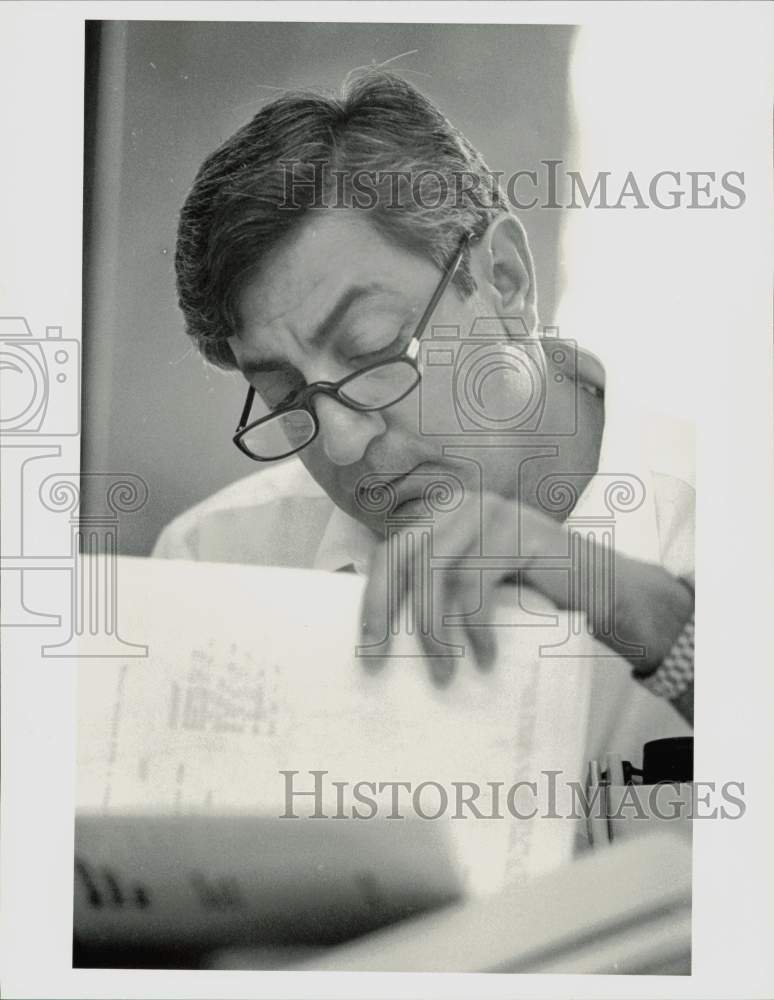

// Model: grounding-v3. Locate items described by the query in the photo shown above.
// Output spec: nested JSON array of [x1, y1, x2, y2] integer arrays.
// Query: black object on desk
[[641, 737, 693, 784]]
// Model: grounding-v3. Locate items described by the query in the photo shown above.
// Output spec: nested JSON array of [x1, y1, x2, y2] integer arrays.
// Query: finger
[[468, 567, 503, 672], [453, 501, 518, 669], [359, 542, 394, 671], [401, 525, 438, 664], [360, 542, 388, 640], [515, 508, 573, 607], [431, 564, 488, 678], [518, 504, 567, 562], [468, 618, 497, 672], [429, 656, 456, 687], [465, 504, 524, 668], [420, 493, 515, 677], [427, 559, 468, 669], [364, 525, 431, 669], [430, 500, 510, 671]]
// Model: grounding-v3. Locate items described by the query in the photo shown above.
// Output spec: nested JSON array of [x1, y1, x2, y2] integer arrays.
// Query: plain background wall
[[82, 21, 576, 556]]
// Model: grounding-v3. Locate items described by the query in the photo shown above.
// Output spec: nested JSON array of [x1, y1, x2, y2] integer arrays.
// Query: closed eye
[[349, 326, 410, 365], [273, 384, 304, 410], [247, 363, 305, 411]]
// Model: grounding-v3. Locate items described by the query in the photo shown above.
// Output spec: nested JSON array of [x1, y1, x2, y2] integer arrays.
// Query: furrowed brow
[[241, 357, 297, 378], [240, 283, 397, 376], [310, 283, 395, 349]]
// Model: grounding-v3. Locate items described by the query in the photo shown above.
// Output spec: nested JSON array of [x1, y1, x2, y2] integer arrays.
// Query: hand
[[359, 491, 694, 685]]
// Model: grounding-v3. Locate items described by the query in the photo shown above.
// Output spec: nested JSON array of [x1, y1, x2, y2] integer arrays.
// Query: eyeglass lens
[[241, 359, 420, 459], [338, 359, 419, 408]]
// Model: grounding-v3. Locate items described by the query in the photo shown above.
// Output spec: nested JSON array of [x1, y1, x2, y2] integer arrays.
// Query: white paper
[[75, 555, 598, 945]]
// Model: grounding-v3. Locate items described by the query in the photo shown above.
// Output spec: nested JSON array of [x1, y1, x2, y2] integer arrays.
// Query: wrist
[[631, 574, 694, 676], [634, 612, 695, 701], [632, 573, 695, 704]]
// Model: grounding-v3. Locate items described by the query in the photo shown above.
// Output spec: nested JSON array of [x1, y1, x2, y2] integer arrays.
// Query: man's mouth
[[389, 467, 426, 508], [355, 463, 464, 517], [355, 466, 422, 510]]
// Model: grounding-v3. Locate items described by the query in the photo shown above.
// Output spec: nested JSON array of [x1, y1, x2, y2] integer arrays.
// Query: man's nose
[[312, 393, 386, 466]]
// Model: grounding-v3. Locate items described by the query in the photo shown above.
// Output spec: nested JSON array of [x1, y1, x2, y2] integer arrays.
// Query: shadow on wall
[[82, 21, 576, 556]]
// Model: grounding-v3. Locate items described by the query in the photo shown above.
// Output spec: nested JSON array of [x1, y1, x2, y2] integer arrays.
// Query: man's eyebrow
[[310, 282, 397, 350], [242, 357, 296, 377], [241, 283, 399, 375]]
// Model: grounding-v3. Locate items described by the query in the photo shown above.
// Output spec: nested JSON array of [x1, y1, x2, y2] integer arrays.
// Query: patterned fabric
[[637, 613, 695, 701]]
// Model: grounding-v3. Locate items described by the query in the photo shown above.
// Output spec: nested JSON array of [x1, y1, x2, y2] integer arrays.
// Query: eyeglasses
[[233, 234, 470, 461]]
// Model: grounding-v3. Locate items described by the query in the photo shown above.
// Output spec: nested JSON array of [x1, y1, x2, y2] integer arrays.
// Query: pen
[[603, 754, 626, 844], [586, 760, 610, 849], [604, 754, 626, 788]]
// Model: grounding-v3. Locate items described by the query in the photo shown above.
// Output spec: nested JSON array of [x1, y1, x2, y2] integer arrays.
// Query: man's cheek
[[300, 454, 355, 514], [298, 450, 334, 493]]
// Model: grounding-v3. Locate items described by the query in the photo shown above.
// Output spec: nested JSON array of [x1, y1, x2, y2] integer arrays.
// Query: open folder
[[74, 556, 687, 968]]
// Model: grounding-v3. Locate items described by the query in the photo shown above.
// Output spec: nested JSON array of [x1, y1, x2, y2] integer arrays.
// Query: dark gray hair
[[175, 70, 506, 369]]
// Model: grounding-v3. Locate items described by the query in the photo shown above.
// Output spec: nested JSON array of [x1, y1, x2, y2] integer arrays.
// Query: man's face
[[228, 211, 544, 534]]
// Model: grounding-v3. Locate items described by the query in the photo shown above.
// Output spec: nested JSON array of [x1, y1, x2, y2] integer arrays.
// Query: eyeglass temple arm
[[236, 386, 256, 432], [405, 235, 470, 361]]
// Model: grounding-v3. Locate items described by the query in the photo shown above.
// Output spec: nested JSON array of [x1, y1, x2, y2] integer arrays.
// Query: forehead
[[234, 212, 431, 342]]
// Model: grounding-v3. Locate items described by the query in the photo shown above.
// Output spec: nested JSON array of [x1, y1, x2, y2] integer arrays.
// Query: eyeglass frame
[[232, 232, 472, 462]]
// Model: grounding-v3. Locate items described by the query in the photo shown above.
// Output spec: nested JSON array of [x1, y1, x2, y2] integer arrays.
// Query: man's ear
[[469, 214, 538, 334]]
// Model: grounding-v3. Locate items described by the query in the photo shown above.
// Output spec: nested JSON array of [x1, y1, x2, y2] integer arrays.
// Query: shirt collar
[[313, 504, 377, 575], [570, 355, 661, 564]]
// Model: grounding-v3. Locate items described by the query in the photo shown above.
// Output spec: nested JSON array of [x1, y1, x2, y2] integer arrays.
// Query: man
[[156, 71, 694, 752]]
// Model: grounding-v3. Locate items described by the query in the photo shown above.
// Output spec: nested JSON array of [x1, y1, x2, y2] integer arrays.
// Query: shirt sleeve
[[151, 519, 197, 560]]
